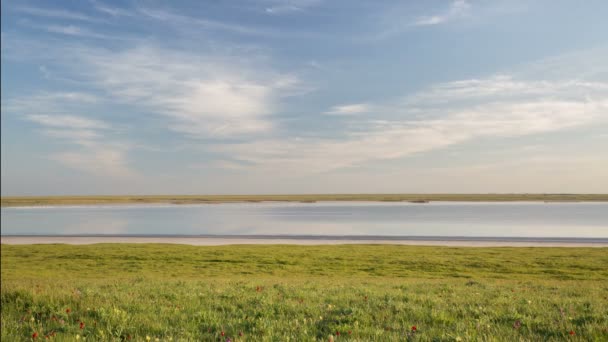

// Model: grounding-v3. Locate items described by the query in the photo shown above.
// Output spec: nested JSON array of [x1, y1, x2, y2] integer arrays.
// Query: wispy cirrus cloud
[[212, 71, 608, 173], [4, 92, 99, 114], [42, 24, 117, 40], [7, 91, 136, 178], [263, 0, 322, 14], [19, 95, 111, 147], [89, 0, 134, 17], [68, 45, 298, 137], [139, 7, 287, 38], [25, 113, 134, 178], [12, 6, 104, 23], [50, 147, 134, 178], [413, 0, 471, 26], [359, 0, 473, 41], [3, 32, 303, 137], [26, 114, 109, 130], [402, 75, 608, 107]]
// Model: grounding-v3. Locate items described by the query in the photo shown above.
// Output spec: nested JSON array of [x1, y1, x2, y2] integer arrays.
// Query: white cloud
[[324, 103, 371, 115], [67, 45, 297, 137], [213, 74, 608, 173], [415, 16, 444, 26], [413, 0, 471, 26]]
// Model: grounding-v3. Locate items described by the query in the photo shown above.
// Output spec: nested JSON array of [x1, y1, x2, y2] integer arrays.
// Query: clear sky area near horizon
[[1, 0, 607, 195]]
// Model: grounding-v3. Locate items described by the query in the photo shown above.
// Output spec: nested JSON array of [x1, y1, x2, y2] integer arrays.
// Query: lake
[[1, 201, 607, 239]]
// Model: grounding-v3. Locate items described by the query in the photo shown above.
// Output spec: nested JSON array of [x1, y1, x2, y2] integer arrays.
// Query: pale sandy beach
[[2, 236, 607, 247]]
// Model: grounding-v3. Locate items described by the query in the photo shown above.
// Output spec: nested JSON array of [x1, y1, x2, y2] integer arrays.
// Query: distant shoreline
[[2, 194, 607, 207], [2, 235, 607, 247]]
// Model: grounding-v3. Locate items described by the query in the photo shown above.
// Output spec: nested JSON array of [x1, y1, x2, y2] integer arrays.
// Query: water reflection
[[1, 202, 607, 237]]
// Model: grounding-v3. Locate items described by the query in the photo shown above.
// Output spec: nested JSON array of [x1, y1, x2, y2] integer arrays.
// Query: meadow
[[1, 244, 607, 341], [2, 193, 608, 207]]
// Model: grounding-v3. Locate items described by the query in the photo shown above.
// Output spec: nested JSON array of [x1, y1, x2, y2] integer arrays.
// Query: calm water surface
[[1, 202, 607, 238]]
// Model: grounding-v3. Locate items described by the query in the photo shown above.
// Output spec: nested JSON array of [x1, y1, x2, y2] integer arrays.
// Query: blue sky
[[1, 0, 607, 195]]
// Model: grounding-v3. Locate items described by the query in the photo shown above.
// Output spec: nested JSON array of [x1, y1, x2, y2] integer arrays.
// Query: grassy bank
[[2, 245, 607, 341], [2, 193, 608, 207]]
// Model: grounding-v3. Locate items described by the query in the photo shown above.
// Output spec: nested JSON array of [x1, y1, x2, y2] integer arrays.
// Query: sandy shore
[[2, 236, 607, 247]]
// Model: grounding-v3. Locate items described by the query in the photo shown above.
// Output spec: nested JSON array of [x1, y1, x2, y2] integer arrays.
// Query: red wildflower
[[221, 331, 225, 336], [569, 330, 575, 336], [66, 308, 71, 314], [32, 332, 38, 339], [513, 320, 522, 330], [80, 321, 85, 329], [411, 326, 417, 332], [336, 331, 340, 336]]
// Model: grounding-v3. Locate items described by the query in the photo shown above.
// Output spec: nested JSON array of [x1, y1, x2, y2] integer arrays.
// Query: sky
[[1, 0, 607, 195]]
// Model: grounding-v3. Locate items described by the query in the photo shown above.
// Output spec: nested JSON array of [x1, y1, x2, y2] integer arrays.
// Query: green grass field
[[2, 244, 607, 341], [2, 193, 607, 207]]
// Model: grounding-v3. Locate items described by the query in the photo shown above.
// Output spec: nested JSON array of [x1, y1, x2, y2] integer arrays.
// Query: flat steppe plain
[[2, 244, 607, 341], [3, 236, 608, 247], [2, 193, 608, 207]]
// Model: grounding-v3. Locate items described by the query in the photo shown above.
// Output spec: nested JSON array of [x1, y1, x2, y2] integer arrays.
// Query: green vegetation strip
[[2, 244, 607, 341], [2, 193, 608, 206]]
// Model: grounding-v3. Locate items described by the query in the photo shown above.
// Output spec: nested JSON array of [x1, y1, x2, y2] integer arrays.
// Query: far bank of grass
[[2, 245, 607, 341], [2, 193, 608, 207]]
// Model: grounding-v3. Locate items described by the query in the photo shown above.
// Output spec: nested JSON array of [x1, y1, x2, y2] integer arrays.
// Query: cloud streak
[[43, 24, 118, 40], [90, 0, 134, 17], [264, 0, 322, 14], [413, 0, 471, 26], [324, 103, 371, 115], [26, 114, 109, 130], [139, 7, 290, 38], [13, 6, 104, 23]]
